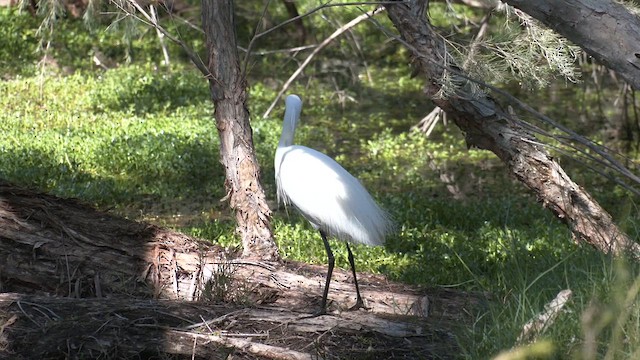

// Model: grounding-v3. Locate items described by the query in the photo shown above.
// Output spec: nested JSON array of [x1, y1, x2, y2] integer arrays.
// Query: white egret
[[275, 94, 392, 315]]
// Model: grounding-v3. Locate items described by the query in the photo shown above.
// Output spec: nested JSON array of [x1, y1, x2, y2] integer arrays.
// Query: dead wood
[[0, 293, 462, 359], [0, 181, 484, 358], [518, 289, 573, 343]]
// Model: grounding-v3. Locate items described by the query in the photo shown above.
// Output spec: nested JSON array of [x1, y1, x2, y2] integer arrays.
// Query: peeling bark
[[201, 0, 279, 260], [386, 1, 640, 257]]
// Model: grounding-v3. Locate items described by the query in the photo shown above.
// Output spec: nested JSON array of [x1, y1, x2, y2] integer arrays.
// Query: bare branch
[[238, 44, 318, 55], [242, 0, 273, 74], [518, 289, 573, 343], [150, 4, 170, 66], [110, 0, 209, 77], [262, 6, 386, 118], [241, 1, 402, 75]]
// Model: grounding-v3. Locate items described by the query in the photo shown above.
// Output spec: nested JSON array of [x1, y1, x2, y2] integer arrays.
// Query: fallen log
[[0, 293, 453, 359], [0, 181, 484, 358], [0, 293, 462, 359], [0, 181, 433, 315], [0, 293, 456, 359]]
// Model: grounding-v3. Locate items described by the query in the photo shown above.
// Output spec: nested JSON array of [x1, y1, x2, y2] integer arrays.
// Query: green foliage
[[1, 2, 639, 360], [0, 65, 221, 211], [427, 2, 581, 90], [0, 7, 40, 76]]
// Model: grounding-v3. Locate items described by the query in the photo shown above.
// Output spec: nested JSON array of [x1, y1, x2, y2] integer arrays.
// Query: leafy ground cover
[[1, 6, 639, 359]]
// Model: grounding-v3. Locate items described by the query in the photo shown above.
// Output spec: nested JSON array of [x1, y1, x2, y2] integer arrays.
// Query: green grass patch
[[0, 65, 221, 210], [1, 6, 640, 359]]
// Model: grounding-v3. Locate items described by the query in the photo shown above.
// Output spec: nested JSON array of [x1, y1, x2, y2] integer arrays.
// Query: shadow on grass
[[0, 131, 225, 218]]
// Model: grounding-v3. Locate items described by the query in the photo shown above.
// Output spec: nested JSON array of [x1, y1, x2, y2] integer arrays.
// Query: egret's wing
[[276, 146, 390, 245]]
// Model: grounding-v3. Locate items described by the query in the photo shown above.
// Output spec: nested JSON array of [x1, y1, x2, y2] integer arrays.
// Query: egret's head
[[285, 94, 302, 109], [284, 94, 303, 126]]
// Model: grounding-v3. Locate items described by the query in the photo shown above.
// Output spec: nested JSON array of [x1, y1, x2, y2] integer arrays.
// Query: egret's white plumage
[[275, 94, 392, 315]]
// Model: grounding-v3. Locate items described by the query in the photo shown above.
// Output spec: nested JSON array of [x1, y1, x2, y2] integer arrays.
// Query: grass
[[1, 6, 640, 360]]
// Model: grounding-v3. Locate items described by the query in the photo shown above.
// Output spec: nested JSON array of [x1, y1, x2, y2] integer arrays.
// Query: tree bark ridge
[[201, 0, 279, 260]]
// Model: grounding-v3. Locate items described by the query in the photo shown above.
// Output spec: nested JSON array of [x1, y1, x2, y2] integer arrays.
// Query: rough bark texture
[[386, 2, 640, 257], [201, 0, 279, 260], [0, 181, 483, 359], [0, 293, 459, 360], [504, 0, 640, 90]]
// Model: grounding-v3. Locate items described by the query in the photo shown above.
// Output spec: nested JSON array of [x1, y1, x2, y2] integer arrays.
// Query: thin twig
[[462, 10, 492, 71], [178, 330, 314, 360], [16, 302, 45, 331], [187, 266, 200, 301], [112, 0, 209, 76], [206, 260, 276, 271], [263, 6, 385, 118], [170, 249, 179, 296], [199, 314, 216, 334], [518, 136, 640, 197], [414, 107, 443, 137], [184, 309, 248, 330], [238, 44, 318, 55], [242, 0, 273, 74], [150, 4, 170, 66], [191, 336, 196, 360], [243, 1, 403, 77]]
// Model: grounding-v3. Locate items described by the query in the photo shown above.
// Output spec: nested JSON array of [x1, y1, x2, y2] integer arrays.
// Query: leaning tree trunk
[[503, 0, 640, 91], [201, 0, 279, 260], [386, 1, 640, 257]]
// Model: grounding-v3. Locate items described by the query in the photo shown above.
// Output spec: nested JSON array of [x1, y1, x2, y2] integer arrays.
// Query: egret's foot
[[348, 297, 370, 311]]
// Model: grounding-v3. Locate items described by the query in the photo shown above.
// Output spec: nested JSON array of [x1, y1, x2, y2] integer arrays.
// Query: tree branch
[[262, 6, 385, 118], [385, 0, 640, 257], [503, 0, 640, 91], [110, 0, 209, 76]]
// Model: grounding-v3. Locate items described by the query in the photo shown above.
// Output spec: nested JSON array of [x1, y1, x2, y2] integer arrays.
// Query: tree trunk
[[503, 0, 640, 90], [281, 0, 307, 44], [0, 181, 480, 359], [385, 2, 640, 258], [201, 0, 279, 260]]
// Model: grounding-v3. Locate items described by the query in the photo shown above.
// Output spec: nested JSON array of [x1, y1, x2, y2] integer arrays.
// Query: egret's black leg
[[314, 230, 334, 316], [346, 242, 368, 311]]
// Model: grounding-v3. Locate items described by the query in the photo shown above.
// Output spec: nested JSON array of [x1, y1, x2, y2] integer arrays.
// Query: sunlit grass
[[2, 62, 639, 359], [1, 7, 639, 360]]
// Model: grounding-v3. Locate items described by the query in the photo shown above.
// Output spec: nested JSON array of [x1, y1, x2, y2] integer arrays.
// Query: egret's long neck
[[278, 102, 300, 148]]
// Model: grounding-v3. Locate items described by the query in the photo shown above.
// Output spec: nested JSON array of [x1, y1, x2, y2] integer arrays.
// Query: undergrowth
[[1, 5, 639, 360]]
